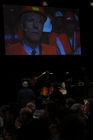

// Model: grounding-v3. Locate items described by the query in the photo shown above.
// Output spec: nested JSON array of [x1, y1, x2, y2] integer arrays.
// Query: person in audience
[[26, 102, 36, 114], [66, 97, 76, 110], [17, 106, 49, 140], [60, 114, 88, 140], [84, 98, 93, 140], [49, 123, 62, 140], [70, 103, 88, 120]]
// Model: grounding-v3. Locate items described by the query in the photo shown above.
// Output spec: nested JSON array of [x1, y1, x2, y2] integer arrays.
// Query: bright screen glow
[[3, 5, 81, 55]]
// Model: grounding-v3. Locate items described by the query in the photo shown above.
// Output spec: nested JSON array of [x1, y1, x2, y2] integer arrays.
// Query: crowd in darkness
[[0, 79, 93, 140]]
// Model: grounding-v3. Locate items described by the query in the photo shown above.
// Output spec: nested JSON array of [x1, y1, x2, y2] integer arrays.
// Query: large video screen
[[3, 5, 81, 55]]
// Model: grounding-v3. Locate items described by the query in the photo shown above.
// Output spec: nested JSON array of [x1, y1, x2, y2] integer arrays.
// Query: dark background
[[0, 0, 93, 105]]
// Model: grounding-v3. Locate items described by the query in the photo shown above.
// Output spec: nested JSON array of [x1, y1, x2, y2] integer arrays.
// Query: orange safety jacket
[[74, 31, 80, 51], [5, 41, 58, 55], [49, 32, 80, 54], [49, 32, 72, 54]]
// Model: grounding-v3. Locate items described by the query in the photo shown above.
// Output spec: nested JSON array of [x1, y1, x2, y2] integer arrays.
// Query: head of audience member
[[3, 130, 12, 140], [19, 107, 33, 125], [66, 97, 76, 110], [26, 102, 36, 113], [49, 122, 61, 138], [45, 100, 57, 121], [60, 114, 87, 140], [70, 103, 85, 118], [84, 98, 93, 118], [0, 105, 14, 121]]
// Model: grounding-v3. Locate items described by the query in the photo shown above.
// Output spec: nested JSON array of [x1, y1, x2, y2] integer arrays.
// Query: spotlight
[[65, 72, 70, 75], [42, 1, 48, 6], [90, 2, 93, 6]]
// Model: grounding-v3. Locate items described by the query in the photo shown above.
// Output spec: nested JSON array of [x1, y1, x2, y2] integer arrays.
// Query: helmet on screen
[[54, 11, 64, 17], [17, 6, 47, 38], [19, 6, 47, 21]]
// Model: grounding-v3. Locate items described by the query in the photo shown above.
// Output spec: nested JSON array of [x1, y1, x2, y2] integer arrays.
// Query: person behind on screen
[[3, 5, 20, 47], [49, 10, 72, 55], [5, 6, 58, 55], [64, 10, 81, 55]]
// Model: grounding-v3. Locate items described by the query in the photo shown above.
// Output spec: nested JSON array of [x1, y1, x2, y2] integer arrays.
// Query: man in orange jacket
[[64, 10, 81, 55], [5, 6, 58, 55], [49, 10, 72, 55]]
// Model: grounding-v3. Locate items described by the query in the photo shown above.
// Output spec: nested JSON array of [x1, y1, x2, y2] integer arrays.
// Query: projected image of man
[[5, 6, 58, 55]]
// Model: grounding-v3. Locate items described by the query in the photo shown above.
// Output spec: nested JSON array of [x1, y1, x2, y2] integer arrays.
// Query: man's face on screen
[[21, 12, 45, 42]]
